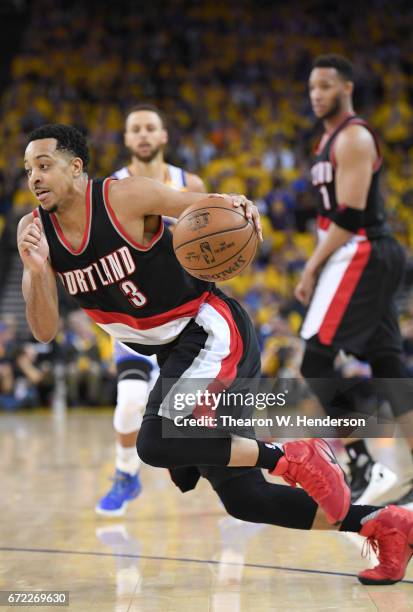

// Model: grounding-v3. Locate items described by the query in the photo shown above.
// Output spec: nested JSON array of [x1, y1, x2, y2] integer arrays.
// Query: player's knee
[[300, 348, 319, 378], [300, 344, 335, 379], [136, 431, 163, 467], [216, 479, 253, 522], [113, 379, 148, 434], [136, 418, 170, 467], [223, 500, 249, 521], [369, 354, 413, 417]]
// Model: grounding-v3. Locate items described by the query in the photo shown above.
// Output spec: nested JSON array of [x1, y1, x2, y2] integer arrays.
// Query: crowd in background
[[0, 310, 115, 410], [1, 0, 413, 407]]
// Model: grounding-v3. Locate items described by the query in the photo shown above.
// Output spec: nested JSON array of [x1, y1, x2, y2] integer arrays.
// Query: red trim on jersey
[[315, 113, 355, 157], [317, 214, 331, 231], [329, 117, 382, 172], [50, 180, 92, 255], [32, 209, 39, 219], [345, 118, 382, 172], [192, 294, 244, 424], [318, 240, 372, 345], [83, 291, 211, 330], [317, 214, 367, 237], [328, 114, 356, 168], [103, 178, 164, 251], [315, 133, 329, 156], [329, 142, 337, 168]]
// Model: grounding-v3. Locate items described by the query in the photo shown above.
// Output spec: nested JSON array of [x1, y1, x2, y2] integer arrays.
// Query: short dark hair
[[312, 54, 354, 82], [27, 124, 89, 171], [125, 104, 166, 128]]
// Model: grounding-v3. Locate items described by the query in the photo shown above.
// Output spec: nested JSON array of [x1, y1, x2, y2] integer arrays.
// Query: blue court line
[[1, 546, 412, 584]]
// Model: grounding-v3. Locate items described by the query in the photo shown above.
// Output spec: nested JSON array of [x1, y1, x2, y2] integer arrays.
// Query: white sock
[[116, 443, 142, 476]]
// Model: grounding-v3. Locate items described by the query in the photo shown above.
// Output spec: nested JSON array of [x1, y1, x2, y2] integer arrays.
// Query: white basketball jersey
[[112, 164, 187, 190]]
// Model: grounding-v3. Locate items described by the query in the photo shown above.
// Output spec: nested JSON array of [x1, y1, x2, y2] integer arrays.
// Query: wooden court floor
[[1, 410, 412, 611]]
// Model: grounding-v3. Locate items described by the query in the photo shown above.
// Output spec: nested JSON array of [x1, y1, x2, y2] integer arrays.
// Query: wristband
[[331, 204, 364, 233]]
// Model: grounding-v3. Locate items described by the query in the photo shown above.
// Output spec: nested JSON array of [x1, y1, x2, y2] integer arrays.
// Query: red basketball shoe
[[270, 439, 350, 524], [358, 505, 413, 585]]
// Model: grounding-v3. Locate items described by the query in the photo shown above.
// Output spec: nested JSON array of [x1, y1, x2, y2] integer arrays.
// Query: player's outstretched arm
[[109, 176, 262, 240], [17, 214, 59, 343], [185, 172, 206, 193]]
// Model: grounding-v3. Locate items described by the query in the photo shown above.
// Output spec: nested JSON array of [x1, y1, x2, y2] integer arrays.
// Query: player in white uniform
[[96, 104, 205, 515]]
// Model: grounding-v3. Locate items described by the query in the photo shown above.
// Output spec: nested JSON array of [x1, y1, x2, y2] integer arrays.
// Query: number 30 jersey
[[36, 178, 213, 354], [311, 113, 389, 241]]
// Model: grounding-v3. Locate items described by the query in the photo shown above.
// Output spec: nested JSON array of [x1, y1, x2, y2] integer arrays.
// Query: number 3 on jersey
[[119, 280, 147, 308]]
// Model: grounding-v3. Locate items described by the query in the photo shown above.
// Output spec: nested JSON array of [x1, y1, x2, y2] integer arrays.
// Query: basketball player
[[19, 124, 413, 584], [296, 55, 413, 510], [96, 104, 206, 516]]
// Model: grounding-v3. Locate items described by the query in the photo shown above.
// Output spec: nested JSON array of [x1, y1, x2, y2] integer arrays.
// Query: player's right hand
[[208, 192, 263, 241], [294, 266, 318, 305], [17, 217, 49, 273]]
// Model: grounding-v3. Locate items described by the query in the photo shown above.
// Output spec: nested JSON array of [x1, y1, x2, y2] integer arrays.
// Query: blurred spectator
[[13, 342, 54, 407], [0, 320, 18, 409], [63, 310, 103, 407]]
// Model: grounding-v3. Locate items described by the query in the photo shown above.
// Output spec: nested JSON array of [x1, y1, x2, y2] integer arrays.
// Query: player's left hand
[[295, 267, 318, 305], [209, 193, 263, 241]]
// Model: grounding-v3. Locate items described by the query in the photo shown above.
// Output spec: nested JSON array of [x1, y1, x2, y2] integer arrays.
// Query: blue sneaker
[[95, 470, 142, 516]]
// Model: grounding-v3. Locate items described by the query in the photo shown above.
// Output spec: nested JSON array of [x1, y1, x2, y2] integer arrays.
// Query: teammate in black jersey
[[17, 123, 413, 585], [296, 55, 413, 510]]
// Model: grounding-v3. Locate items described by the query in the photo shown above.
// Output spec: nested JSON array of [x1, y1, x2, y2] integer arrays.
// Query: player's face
[[124, 111, 168, 162], [309, 68, 352, 120], [24, 139, 82, 213]]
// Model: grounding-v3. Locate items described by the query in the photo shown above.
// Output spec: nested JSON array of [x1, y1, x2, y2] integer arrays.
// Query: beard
[[319, 95, 342, 121], [133, 144, 162, 163]]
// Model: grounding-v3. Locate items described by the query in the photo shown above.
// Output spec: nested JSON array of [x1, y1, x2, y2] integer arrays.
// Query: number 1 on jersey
[[319, 185, 331, 210], [119, 280, 147, 308]]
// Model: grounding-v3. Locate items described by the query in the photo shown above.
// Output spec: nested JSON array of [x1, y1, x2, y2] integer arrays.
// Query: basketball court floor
[[1, 409, 413, 611]]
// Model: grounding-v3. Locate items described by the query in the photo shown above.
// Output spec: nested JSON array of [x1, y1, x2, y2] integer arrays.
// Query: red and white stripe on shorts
[[159, 293, 244, 419], [301, 240, 371, 345]]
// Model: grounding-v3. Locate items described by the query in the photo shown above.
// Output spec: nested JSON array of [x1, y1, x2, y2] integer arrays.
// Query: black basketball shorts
[[142, 289, 261, 489], [301, 235, 405, 358]]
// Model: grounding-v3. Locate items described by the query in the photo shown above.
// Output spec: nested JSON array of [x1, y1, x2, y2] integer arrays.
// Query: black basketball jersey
[[311, 114, 389, 239], [37, 178, 214, 351]]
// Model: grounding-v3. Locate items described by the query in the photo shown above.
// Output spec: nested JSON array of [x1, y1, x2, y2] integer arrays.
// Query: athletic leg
[[301, 339, 398, 504], [96, 350, 158, 516], [208, 468, 413, 585]]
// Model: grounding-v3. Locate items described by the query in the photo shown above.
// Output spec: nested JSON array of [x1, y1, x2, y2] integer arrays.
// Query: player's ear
[[161, 129, 168, 146], [72, 157, 84, 177]]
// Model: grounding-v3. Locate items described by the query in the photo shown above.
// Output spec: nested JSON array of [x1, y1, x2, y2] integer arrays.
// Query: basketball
[[172, 196, 258, 282]]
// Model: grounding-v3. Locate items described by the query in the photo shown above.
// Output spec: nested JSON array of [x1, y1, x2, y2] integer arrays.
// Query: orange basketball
[[173, 196, 258, 282]]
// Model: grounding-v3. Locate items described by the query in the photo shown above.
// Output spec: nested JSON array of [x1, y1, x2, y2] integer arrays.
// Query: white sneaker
[[353, 462, 398, 505], [385, 480, 413, 511]]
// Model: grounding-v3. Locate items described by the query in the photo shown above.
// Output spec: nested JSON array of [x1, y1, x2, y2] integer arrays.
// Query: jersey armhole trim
[[329, 119, 383, 173], [102, 178, 164, 252]]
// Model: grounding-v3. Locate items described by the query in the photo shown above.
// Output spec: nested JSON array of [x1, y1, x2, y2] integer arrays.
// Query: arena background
[[1, 1, 413, 610]]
